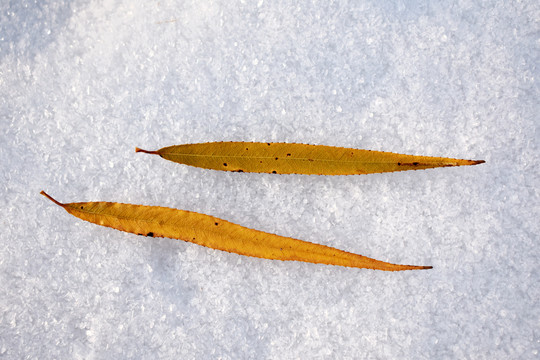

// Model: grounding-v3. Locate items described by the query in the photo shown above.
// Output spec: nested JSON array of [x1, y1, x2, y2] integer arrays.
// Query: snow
[[1, 0, 538, 358]]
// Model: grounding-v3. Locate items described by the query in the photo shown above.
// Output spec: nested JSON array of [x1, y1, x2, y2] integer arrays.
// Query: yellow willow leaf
[[41, 191, 431, 271], [135, 141, 484, 175]]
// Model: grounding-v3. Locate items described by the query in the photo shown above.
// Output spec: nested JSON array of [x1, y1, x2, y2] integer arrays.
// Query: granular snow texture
[[1, 1, 538, 359]]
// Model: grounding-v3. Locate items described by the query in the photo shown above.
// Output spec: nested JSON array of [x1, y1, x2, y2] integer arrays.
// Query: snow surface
[[1, 0, 538, 358]]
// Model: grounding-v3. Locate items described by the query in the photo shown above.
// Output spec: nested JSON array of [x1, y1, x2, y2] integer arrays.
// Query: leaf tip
[[398, 264, 433, 271], [472, 160, 485, 165], [135, 147, 160, 155], [40, 191, 65, 207]]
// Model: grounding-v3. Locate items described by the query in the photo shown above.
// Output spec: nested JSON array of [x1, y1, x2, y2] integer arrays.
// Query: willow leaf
[[41, 191, 431, 271], [136, 141, 484, 175]]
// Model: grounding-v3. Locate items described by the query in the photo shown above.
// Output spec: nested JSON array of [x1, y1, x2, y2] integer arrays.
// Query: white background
[[1, 0, 538, 358]]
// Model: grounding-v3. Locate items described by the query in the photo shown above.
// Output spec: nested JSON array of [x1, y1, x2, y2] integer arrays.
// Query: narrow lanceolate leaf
[[136, 142, 484, 175], [41, 191, 431, 271]]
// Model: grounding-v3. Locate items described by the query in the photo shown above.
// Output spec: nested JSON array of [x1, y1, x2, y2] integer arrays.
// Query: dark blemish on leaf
[[399, 162, 421, 166], [214, 222, 219, 226], [147, 232, 154, 237], [267, 143, 270, 146], [246, 148, 249, 150], [234, 169, 244, 172], [308, 159, 314, 162], [286, 153, 291, 157], [275, 157, 278, 160], [80, 206, 84, 209], [192, 237, 196, 240], [259, 161, 263, 163], [398, 162, 402, 166], [272, 170, 277, 174], [223, 163, 228, 166]]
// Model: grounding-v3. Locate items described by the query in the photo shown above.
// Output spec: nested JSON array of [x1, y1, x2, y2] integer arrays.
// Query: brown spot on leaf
[[286, 153, 291, 157], [223, 163, 228, 166], [234, 169, 244, 172], [398, 162, 421, 166], [267, 143, 270, 146], [272, 170, 277, 174], [147, 232, 154, 237], [214, 222, 219, 226], [275, 157, 279, 160]]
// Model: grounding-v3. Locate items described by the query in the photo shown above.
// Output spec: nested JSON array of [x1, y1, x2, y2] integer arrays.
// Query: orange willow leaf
[[136, 141, 484, 175], [41, 191, 431, 271]]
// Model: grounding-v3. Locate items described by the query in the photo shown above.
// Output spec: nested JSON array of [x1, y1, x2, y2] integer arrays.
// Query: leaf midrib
[[160, 152, 407, 164]]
